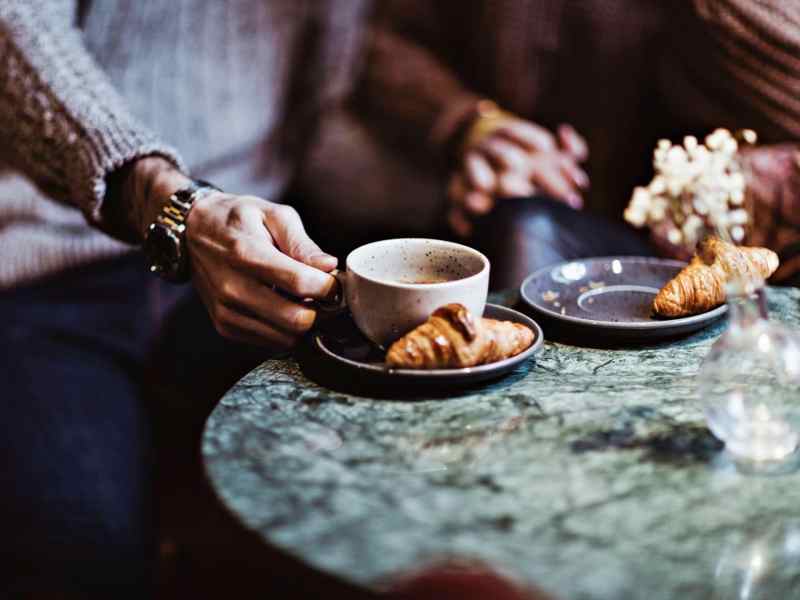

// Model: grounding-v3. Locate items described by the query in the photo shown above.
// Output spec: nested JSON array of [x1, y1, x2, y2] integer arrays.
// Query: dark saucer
[[520, 256, 727, 344], [302, 304, 543, 390]]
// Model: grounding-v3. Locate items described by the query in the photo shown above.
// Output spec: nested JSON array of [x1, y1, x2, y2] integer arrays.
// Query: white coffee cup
[[335, 238, 490, 347]]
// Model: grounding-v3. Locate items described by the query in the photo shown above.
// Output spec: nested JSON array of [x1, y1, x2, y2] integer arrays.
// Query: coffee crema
[[396, 276, 457, 285]]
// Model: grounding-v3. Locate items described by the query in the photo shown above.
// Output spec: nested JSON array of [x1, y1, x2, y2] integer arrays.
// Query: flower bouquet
[[625, 129, 757, 251]]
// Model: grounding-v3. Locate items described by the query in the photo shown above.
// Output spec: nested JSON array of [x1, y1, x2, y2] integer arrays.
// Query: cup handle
[[311, 269, 347, 319]]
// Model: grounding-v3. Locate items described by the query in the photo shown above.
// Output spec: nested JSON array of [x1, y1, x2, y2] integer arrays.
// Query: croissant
[[385, 303, 534, 369], [653, 236, 779, 318]]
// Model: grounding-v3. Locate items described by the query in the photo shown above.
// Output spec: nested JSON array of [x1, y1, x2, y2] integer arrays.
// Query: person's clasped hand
[[447, 103, 590, 237]]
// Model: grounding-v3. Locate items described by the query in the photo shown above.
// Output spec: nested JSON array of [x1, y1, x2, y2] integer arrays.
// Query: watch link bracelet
[[143, 180, 219, 283]]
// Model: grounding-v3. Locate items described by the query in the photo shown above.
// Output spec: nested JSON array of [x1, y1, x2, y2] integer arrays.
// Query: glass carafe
[[698, 279, 800, 465]]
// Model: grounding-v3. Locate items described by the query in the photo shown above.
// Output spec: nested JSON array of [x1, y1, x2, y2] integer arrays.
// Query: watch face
[[145, 224, 184, 279]]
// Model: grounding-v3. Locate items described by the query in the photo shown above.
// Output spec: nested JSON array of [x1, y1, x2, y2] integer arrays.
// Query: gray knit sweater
[[0, 0, 368, 288]]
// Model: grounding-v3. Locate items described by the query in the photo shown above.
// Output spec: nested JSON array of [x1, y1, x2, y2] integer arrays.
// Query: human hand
[[739, 143, 800, 280], [117, 157, 336, 348], [447, 114, 589, 237], [737, 144, 800, 248], [184, 193, 338, 348]]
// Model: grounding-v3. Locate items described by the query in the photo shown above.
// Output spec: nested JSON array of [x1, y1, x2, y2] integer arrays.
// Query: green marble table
[[202, 287, 800, 600]]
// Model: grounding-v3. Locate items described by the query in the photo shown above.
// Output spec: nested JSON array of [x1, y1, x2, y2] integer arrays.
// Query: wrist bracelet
[[458, 100, 518, 159]]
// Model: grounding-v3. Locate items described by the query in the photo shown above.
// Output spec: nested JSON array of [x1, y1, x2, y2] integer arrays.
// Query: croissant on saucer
[[653, 236, 779, 318], [385, 303, 534, 369]]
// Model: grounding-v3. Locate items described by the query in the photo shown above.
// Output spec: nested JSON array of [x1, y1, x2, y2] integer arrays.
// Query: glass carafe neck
[[727, 279, 768, 328]]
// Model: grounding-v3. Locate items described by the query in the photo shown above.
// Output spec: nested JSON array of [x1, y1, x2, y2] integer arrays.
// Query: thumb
[[305, 252, 338, 272], [264, 204, 338, 272]]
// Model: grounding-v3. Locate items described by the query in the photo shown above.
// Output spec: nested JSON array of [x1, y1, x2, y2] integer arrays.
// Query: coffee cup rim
[[345, 238, 490, 289]]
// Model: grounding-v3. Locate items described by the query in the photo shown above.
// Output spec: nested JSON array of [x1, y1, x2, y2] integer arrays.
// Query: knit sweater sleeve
[[0, 0, 186, 226]]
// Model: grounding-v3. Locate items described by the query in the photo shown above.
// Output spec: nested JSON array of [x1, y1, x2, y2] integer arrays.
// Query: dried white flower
[[667, 178, 684, 198], [649, 177, 666, 195], [741, 129, 758, 145], [693, 197, 709, 215], [631, 187, 651, 207], [649, 197, 668, 222], [729, 209, 749, 225], [625, 128, 751, 251], [667, 145, 688, 166], [624, 205, 647, 228], [682, 215, 704, 245], [728, 172, 745, 190], [722, 138, 738, 155]]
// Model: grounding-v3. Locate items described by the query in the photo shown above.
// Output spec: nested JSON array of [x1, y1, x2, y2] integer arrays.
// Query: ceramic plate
[[519, 257, 727, 343], [310, 304, 543, 386]]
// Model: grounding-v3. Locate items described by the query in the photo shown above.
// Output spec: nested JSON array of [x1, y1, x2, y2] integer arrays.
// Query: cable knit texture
[[0, 0, 368, 288]]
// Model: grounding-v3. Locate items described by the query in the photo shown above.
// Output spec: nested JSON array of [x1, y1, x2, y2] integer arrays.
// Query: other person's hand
[[739, 143, 800, 280], [447, 105, 589, 237], [737, 144, 800, 248]]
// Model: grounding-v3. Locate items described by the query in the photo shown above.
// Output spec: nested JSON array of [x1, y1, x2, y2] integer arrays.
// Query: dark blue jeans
[[0, 253, 268, 598], [0, 255, 161, 596]]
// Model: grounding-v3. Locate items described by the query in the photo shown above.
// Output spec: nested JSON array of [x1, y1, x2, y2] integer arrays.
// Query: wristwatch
[[143, 180, 219, 283]]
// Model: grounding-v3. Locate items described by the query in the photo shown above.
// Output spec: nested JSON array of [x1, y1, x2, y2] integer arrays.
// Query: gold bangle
[[460, 100, 518, 158]]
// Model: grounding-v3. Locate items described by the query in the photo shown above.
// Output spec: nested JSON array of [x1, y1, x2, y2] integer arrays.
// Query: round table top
[[203, 287, 800, 600]]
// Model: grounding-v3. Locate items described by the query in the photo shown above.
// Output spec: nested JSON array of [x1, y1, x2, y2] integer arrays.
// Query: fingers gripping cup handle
[[312, 269, 348, 319]]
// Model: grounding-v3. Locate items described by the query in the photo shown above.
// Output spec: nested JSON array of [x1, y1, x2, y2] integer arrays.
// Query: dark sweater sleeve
[[0, 0, 186, 226], [354, 1, 480, 164]]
